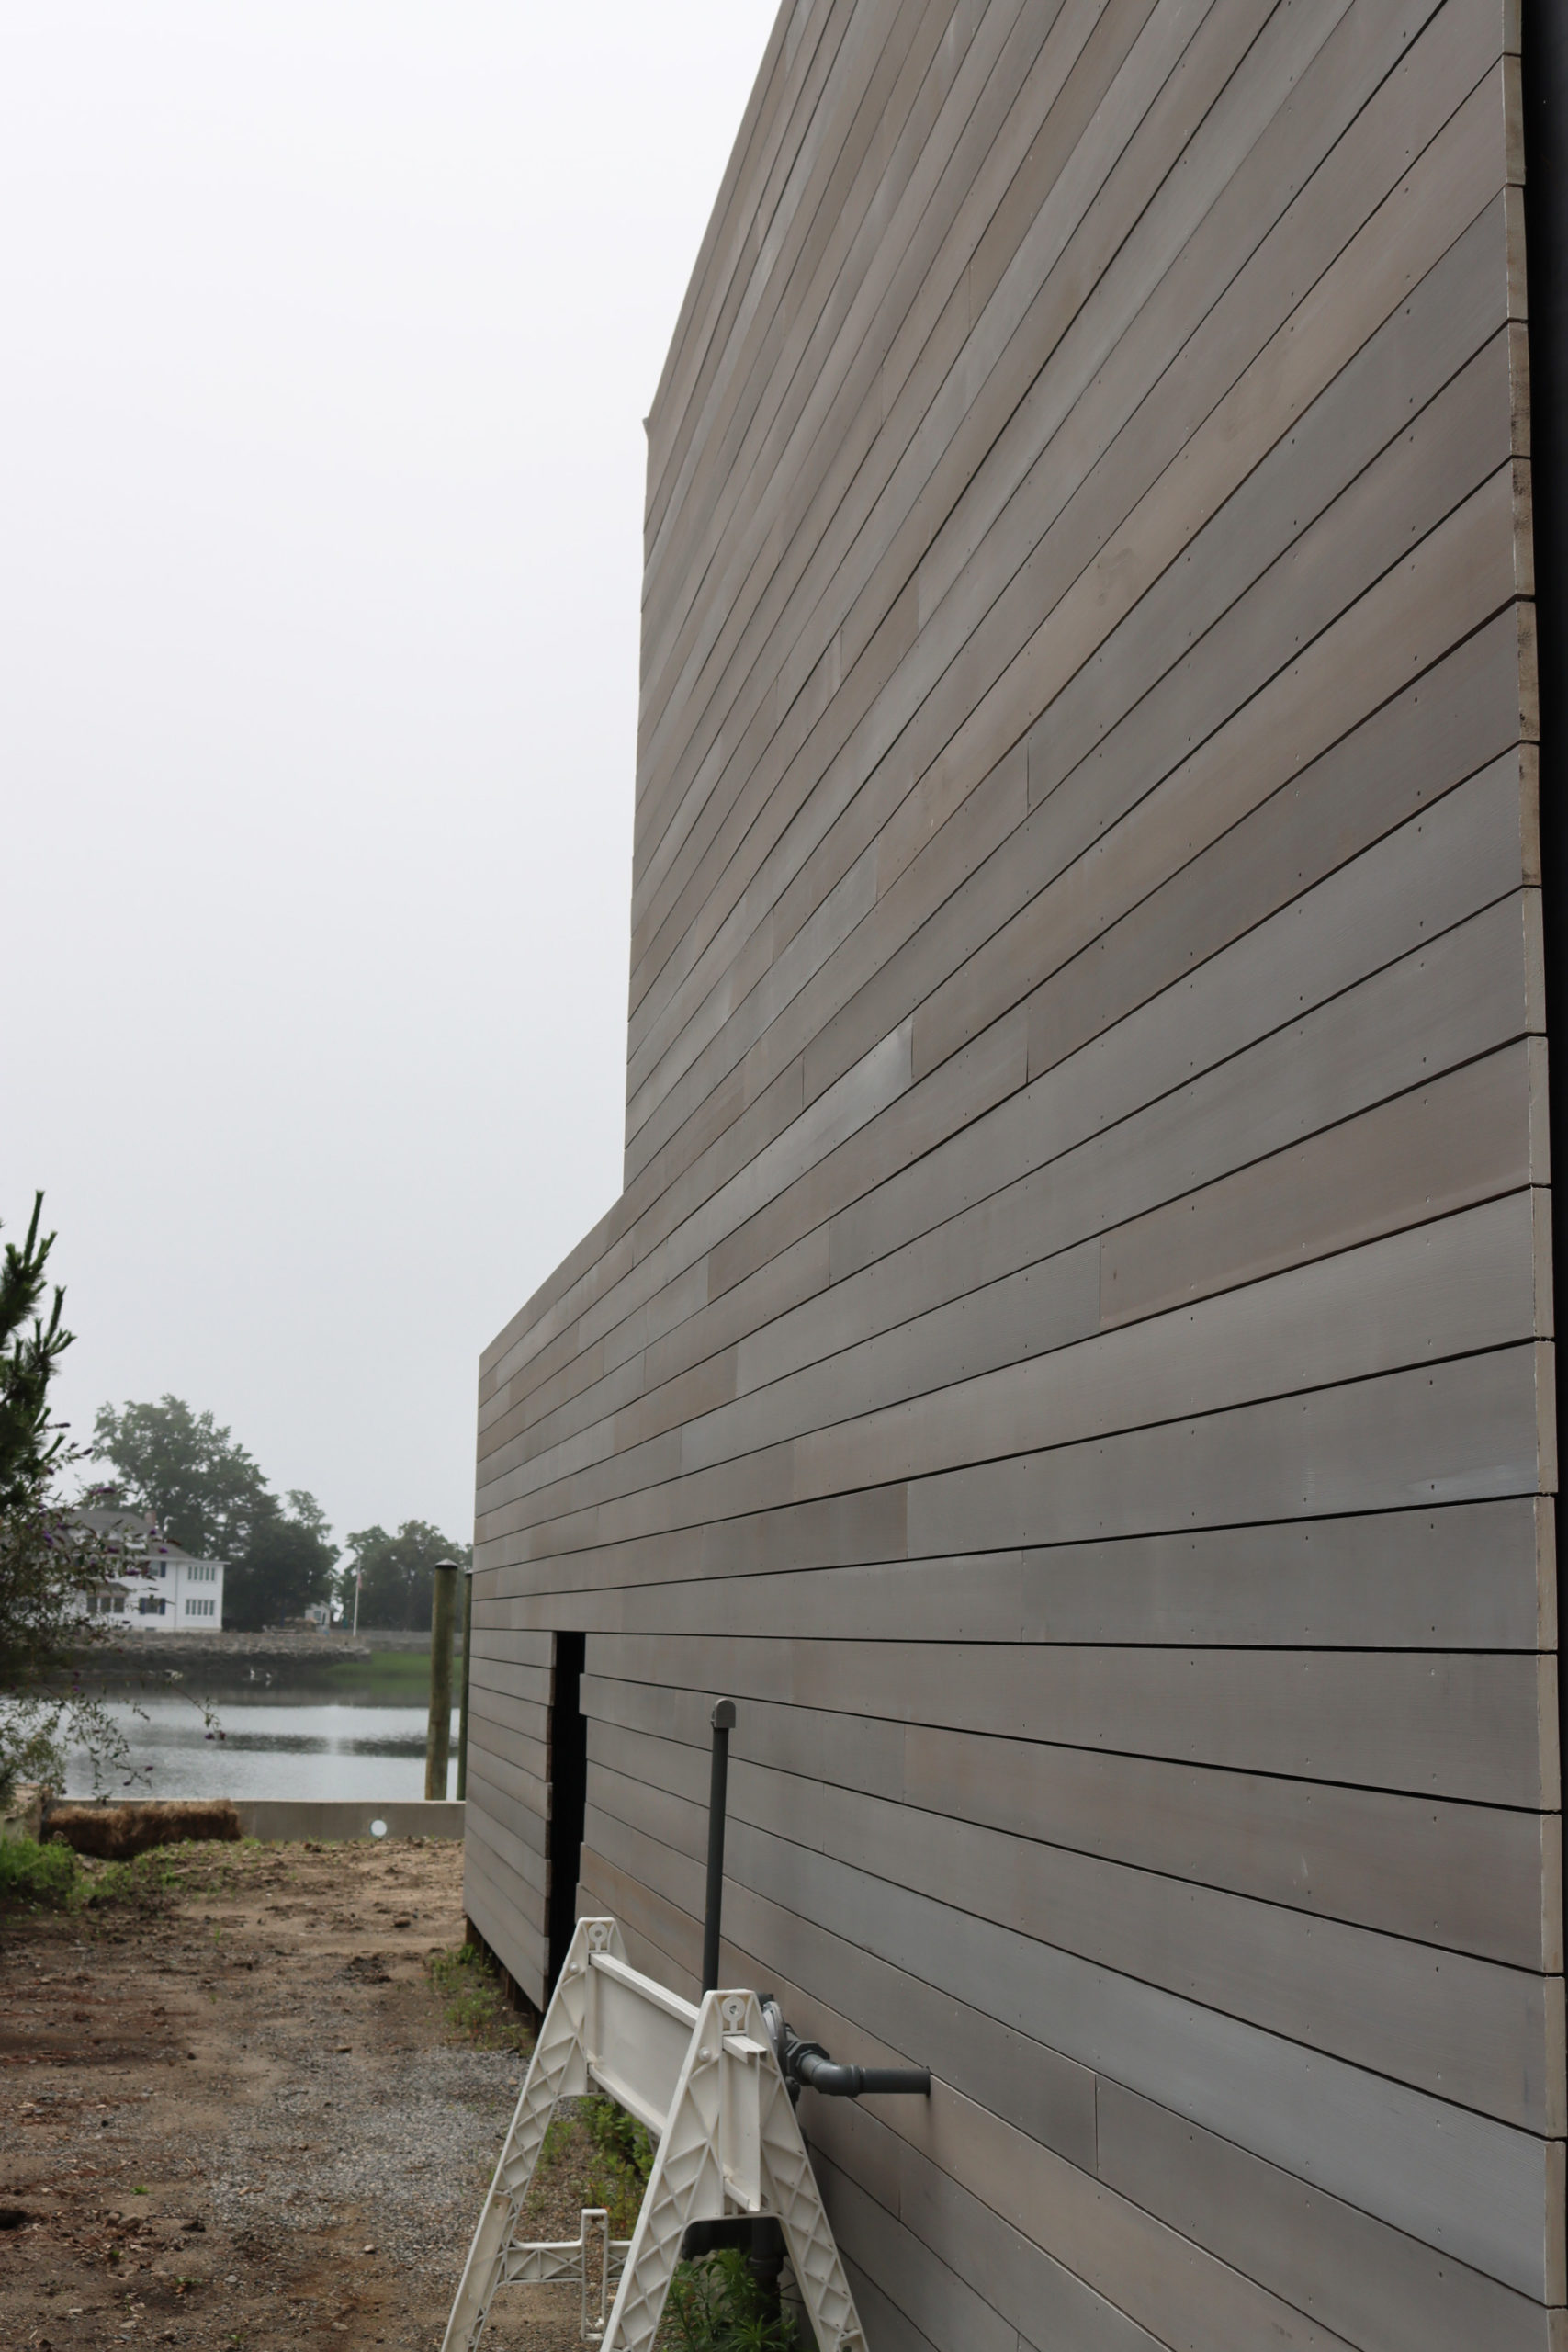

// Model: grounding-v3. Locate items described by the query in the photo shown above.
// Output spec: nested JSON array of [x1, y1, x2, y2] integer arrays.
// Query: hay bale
[[47, 1800, 242, 1860]]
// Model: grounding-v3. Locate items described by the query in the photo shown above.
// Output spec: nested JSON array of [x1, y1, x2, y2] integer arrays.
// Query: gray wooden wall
[[468, 1, 1562, 2342]]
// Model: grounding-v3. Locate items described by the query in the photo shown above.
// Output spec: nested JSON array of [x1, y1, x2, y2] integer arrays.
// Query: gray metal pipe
[[767, 2009, 930, 2100], [701, 1698, 736, 1994], [790, 2044, 931, 2099]]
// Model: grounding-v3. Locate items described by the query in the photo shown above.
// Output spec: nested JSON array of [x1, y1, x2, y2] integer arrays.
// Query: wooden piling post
[[425, 1560, 459, 1801], [456, 1566, 473, 1801]]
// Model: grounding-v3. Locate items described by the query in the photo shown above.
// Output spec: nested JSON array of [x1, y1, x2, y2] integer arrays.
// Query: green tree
[[227, 1491, 339, 1632], [346, 1520, 470, 1631], [94, 1396, 341, 1630], [91, 1396, 272, 1561], [0, 1195, 73, 1511], [0, 1196, 128, 1799]]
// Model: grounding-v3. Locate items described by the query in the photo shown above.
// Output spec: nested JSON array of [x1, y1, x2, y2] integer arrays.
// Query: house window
[[185, 1598, 215, 1618], [188, 1564, 215, 1582], [138, 1594, 166, 1616]]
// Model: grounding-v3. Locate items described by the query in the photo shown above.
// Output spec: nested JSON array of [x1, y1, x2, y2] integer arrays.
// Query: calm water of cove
[[62, 1689, 460, 1803]]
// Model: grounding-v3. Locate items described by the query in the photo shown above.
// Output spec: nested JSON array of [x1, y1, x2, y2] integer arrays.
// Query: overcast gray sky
[[2, 2, 778, 1549]]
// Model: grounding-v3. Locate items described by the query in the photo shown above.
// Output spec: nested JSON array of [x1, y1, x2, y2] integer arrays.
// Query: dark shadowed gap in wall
[[1522, 0, 1568, 2240], [546, 1631, 588, 1993]]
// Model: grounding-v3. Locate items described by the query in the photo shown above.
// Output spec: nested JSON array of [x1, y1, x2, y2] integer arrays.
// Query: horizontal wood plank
[[467, 0, 1553, 2333]]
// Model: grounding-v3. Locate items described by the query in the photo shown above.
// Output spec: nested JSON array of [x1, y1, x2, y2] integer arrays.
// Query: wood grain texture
[[468, 0, 1557, 2339], [584, 1792, 1561, 2298], [811, 2108, 1355, 2352], [585, 1750, 1564, 2130], [629, 11, 1523, 1185], [626, 0, 1446, 1125], [1094, 2079, 1563, 2352], [585, 1697, 1561, 1966], [630, 0, 1480, 1024]]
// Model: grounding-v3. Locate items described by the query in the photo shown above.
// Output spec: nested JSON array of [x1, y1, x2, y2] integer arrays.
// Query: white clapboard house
[[72, 1504, 224, 1630]]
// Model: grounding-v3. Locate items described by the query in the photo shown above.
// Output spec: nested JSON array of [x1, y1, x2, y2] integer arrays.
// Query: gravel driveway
[[0, 1837, 583, 2350]]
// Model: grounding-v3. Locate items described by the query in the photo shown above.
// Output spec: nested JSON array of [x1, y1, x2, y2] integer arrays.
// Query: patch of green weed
[[75, 1849, 184, 1917], [0, 1834, 77, 1909], [512, 2098, 647, 2237], [582, 2093, 653, 2181], [426, 1941, 533, 2058], [660, 2246, 801, 2351], [0, 1833, 259, 1919], [570, 2094, 653, 2234]]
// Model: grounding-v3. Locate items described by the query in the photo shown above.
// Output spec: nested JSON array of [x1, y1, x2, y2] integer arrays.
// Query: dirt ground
[[0, 1838, 598, 2352]]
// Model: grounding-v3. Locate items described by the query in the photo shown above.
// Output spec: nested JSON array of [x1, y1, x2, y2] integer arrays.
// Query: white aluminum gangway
[[443, 1916, 867, 2352]]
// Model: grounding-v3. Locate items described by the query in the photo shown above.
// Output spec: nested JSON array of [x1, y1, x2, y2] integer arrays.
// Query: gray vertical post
[[425, 1560, 459, 1802], [455, 1566, 473, 1803], [701, 1699, 736, 1994]]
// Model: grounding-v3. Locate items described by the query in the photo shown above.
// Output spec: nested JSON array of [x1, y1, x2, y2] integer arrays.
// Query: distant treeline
[[91, 1396, 470, 1631]]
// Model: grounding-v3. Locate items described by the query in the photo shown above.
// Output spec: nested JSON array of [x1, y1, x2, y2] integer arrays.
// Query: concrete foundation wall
[[235, 1801, 465, 1843]]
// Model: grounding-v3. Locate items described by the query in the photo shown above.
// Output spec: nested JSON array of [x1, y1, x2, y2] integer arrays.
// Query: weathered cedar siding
[[469, 1, 1563, 2342]]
